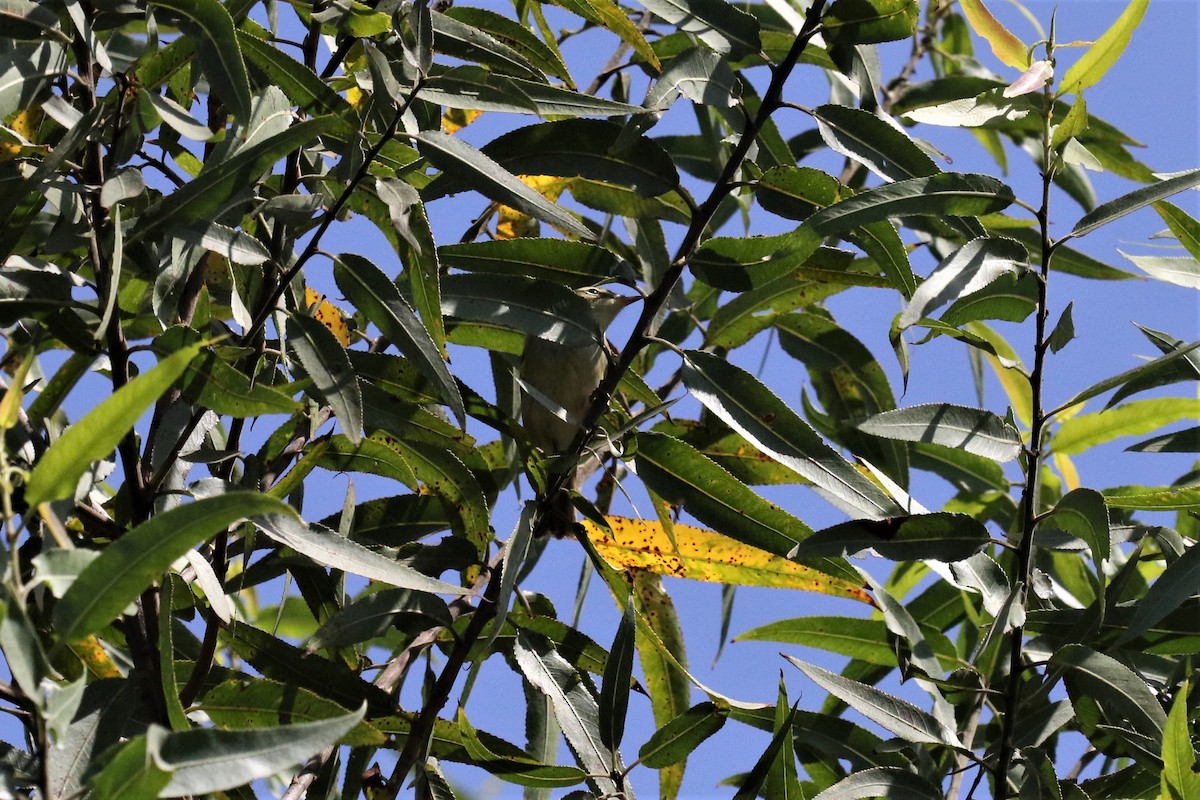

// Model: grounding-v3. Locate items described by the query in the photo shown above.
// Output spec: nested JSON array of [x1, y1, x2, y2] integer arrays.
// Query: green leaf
[[25, 341, 204, 506], [428, 10, 542, 80], [823, 0, 919, 46], [633, 432, 859, 584], [811, 767, 944, 800], [1051, 644, 1166, 746], [1053, 397, 1200, 455], [147, 704, 364, 794], [1043, 488, 1109, 569], [1119, 251, 1200, 289], [899, 237, 1028, 329], [444, 7, 571, 84], [1067, 168, 1200, 240], [307, 587, 452, 651], [427, 119, 678, 198], [1047, 301, 1075, 353], [1154, 200, 1200, 262], [133, 118, 333, 243], [786, 657, 964, 748], [1118, 542, 1200, 646], [333, 254, 465, 426], [1104, 485, 1200, 511], [731, 702, 798, 800], [88, 736, 171, 800], [1127, 426, 1200, 453], [422, 66, 645, 118], [513, 630, 623, 798], [857, 403, 1022, 462], [599, 597, 636, 751], [736, 617, 895, 665], [236, 30, 349, 117], [148, 0, 252, 121], [0, 584, 50, 697], [441, 273, 600, 347], [958, 0, 1029, 69], [439, 238, 626, 287], [199, 676, 385, 747], [805, 173, 1013, 238], [1161, 679, 1200, 800], [637, 702, 727, 769], [252, 512, 465, 595], [418, 130, 591, 240], [813, 104, 937, 184], [637, 0, 760, 59], [792, 513, 991, 562], [682, 350, 905, 520], [287, 313, 363, 446], [1059, 0, 1149, 93], [54, 493, 295, 643], [1055, 340, 1200, 413]]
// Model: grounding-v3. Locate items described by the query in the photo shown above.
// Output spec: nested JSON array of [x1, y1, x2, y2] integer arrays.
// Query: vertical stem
[[994, 74, 1060, 797]]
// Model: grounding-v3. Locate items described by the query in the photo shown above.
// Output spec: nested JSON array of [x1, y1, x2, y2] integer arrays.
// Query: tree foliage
[[0, 0, 1196, 798]]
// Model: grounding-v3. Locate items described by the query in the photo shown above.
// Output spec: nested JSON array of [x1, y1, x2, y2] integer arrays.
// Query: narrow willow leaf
[[1104, 485, 1200, 511], [1053, 398, 1200, 455], [736, 617, 895, 665], [634, 433, 860, 584], [731, 703, 799, 800], [25, 341, 204, 506], [1118, 543, 1200, 646], [645, 46, 737, 110], [813, 104, 937, 183], [1119, 251, 1200, 289], [200, 677, 385, 747], [417, 131, 592, 239], [790, 513, 990, 562], [148, 705, 364, 794], [786, 657, 964, 749], [428, 9, 542, 80], [1127, 426, 1200, 453], [514, 631, 623, 798], [307, 588, 452, 651], [287, 313, 363, 446], [438, 238, 624, 287], [1055, 341, 1200, 412], [682, 351, 905, 520], [87, 737, 170, 800], [599, 598, 636, 751], [235, 30, 348, 116], [1058, 0, 1149, 93], [1051, 644, 1166, 745], [959, 0, 1030, 69], [54, 493, 295, 643], [1047, 301, 1075, 353], [581, 517, 872, 602], [1161, 679, 1200, 800], [637, 0, 760, 59], [857, 403, 1022, 462], [1153, 200, 1200, 262], [637, 702, 727, 769], [148, 0, 252, 121], [550, 0, 660, 70], [1067, 168, 1200, 240], [334, 254, 465, 426], [253, 513, 464, 595], [805, 173, 1013, 238], [452, 708, 588, 788], [822, 0, 918, 46], [0, 584, 50, 697], [441, 273, 599, 347], [898, 237, 1028, 329], [811, 766, 944, 800], [1043, 488, 1109, 569], [445, 7, 570, 83]]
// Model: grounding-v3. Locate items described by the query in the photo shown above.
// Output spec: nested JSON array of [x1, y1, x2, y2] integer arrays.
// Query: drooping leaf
[[823, 0, 919, 46], [581, 516, 873, 602], [287, 313, 363, 446], [334, 254, 465, 425], [790, 513, 991, 562], [148, 0, 252, 121], [736, 616, 896, 665], [25, 341, 204, 506], [958, 0, 1030, 69], [682, 350, 905, 520], [417, 130, 592, 239], [54, 493, 296, 643], [598, 598, 636, 751], [899, 237, 1028, 329], [1160, 679, 1200, 800], [636, 0, 760, 59], [786, 657, 965, 749]]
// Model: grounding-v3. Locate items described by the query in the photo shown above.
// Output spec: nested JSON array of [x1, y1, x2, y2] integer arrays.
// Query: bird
[[519, 285, 636, 538]]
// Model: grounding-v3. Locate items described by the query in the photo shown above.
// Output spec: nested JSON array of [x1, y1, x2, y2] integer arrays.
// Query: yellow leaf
[[1058, 0, 1148, 94], [70, 635, 122, 679], [441, 107, 482, 135], [495, 175, 571, 240], [581, 516, 872, 604], [346, 85, 365, 109], [1054, 452, 1080, 492], [305, 286, 353, 347], [960, 0, 1031, 70]]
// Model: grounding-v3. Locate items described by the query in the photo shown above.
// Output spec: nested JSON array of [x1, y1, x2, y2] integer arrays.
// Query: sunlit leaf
[[858, 403, 1022, 462], [959, 0, 1030, 69], [1053, 398, 1200, 455], [1059, 0, 1149, 93]]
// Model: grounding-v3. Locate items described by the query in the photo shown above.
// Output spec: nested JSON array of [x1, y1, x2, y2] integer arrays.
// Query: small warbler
[[520, 286, 636, 537]]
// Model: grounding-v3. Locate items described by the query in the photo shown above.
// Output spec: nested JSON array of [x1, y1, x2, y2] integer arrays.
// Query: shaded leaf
[[1118, 542, 1200, 646], [637, 0, 760, 59], [637, 702, 727, 769], [1051, 644, 1166, 746], [790, 513, 990, 562], [1068, 168, 1200, 240], [812, 766, 944, 800], [287, 313, 363, 446], [148, 0, 252, 121]]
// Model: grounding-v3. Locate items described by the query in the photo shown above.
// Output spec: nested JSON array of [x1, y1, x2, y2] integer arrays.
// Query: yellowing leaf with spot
[[305, 286, 352, 346], [70, 635, 122, 679], [442, 107, 483, 134], [582, 516, 872, 604]]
